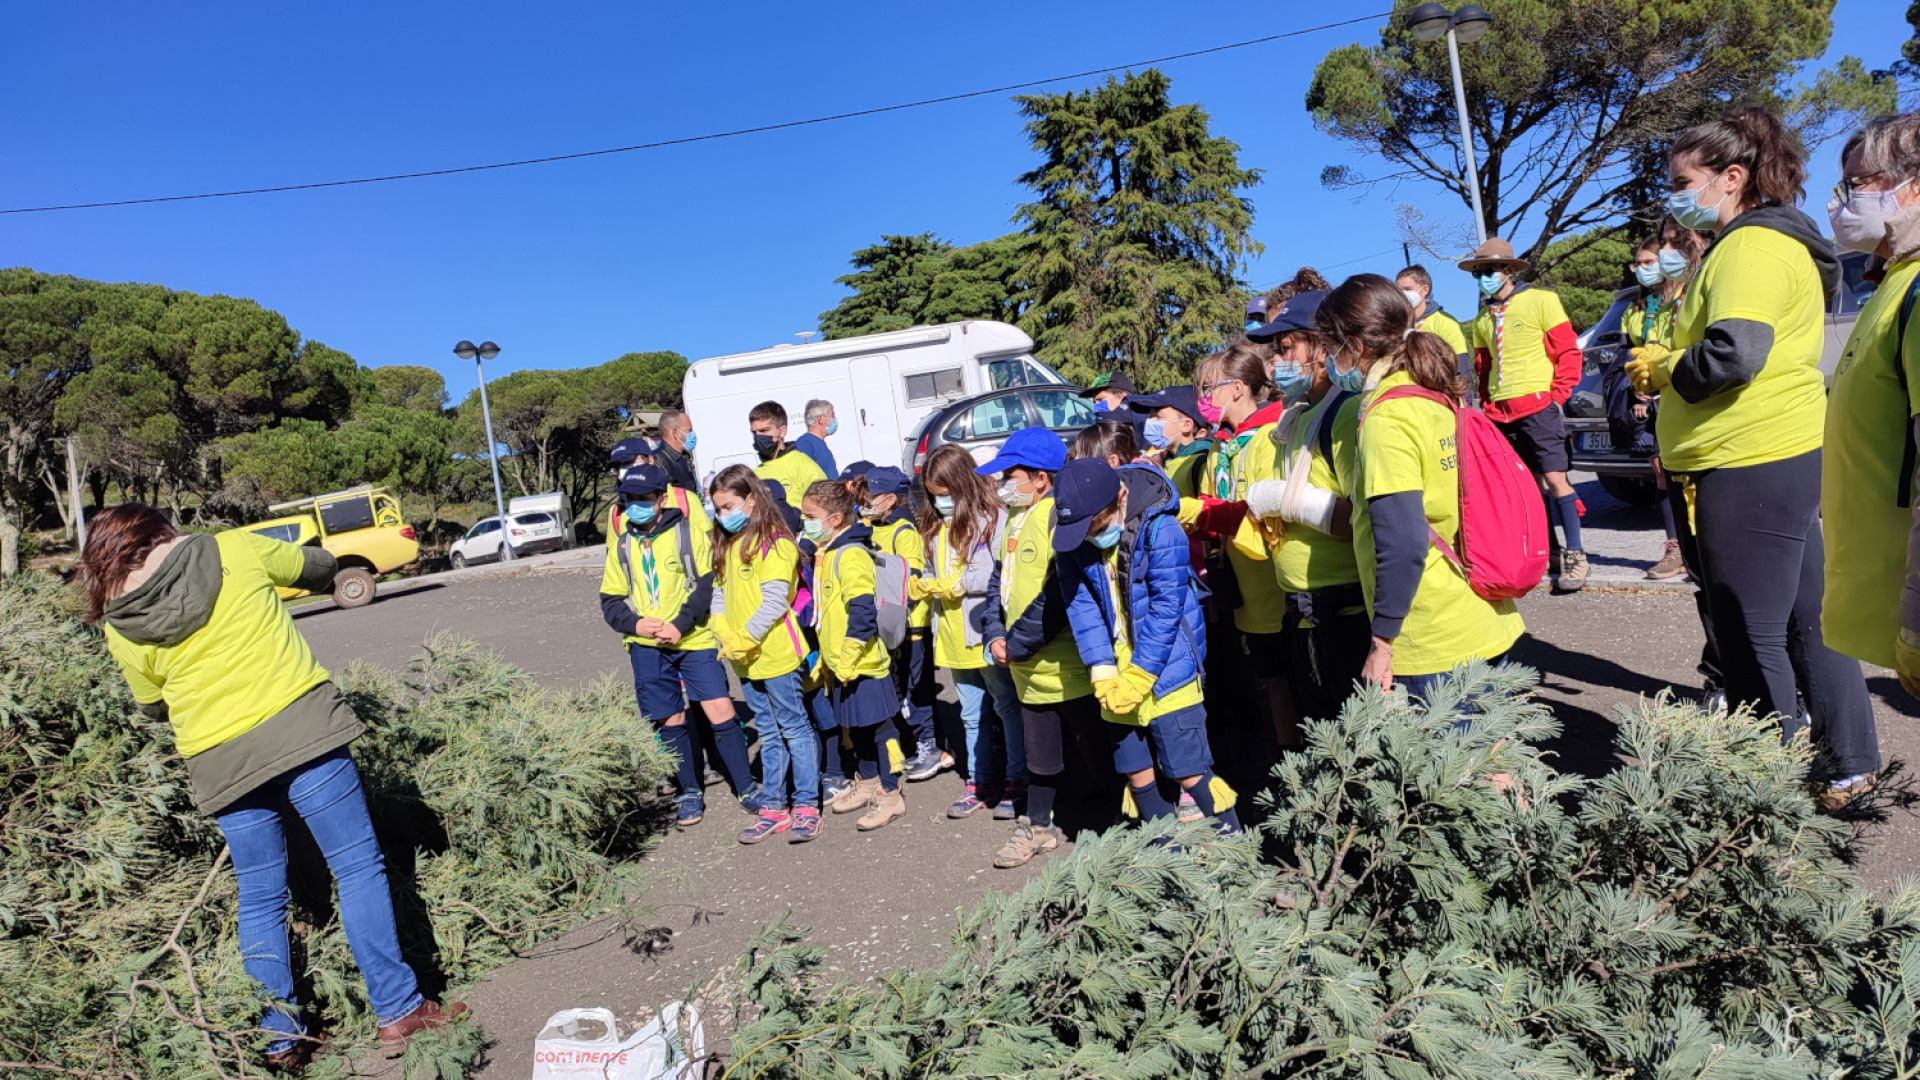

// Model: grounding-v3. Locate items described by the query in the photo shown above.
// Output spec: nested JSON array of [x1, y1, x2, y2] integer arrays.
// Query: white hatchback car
[[448, 511, 569, 568]]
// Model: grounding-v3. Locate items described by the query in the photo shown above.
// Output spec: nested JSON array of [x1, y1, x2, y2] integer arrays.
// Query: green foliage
[[818, 234, 1031, 340], [593, 349, 690, 412], [724, 665, 1920, 1077], [1532, 225, 1633, 330], [1306, 0, 1846, 270], [216, 406, 455, 511], [0, 576, 672, 1077], [1012, 70, 1260, 390], [1787, 55, 1901, 150], [371, 365, 449, 413]]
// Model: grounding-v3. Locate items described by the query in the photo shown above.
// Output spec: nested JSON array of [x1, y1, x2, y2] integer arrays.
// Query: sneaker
[[378, 1001, 469, 1059], [738, 809, 792, 844], [702, 768, 725, 788], [993, 781, 1025, 821], [1556, 549, 1589, 592], [1175, 790, 1203, 824], [1701, 688, 1728, 715], [1647, 538, 1685, 580], [939, 750, 955, 771], [828, 776, 881, 815], [856, 788, 906, 831], [904, 740, 945, 782], [948, 782, 987, 818], [675, 793, 705, 827], [992, 817, 1062, 868], [1818, 773, 1878, 812], [787, 807, 823, 843], [739, 785, 771, 815], [821, 776, 853, 803]]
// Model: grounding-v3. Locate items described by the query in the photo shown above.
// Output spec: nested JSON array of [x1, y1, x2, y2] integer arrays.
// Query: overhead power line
[[2, 13, 1389, 216]]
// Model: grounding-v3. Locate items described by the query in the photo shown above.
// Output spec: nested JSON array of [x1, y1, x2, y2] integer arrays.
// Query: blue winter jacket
[[1058, 462, 1206, 697]]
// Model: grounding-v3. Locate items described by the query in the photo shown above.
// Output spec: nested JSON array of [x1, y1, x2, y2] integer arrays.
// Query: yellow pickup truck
[[235, 486, 420, 609]]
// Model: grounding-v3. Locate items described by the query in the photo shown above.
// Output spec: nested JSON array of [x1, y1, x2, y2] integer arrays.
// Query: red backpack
[[1363, 386, 1549, 601]]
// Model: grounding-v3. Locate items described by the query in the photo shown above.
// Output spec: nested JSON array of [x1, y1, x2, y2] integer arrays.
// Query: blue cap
[[864, 465, 910, 497], [1051, 458, 1120, 551], [838, 460, 875, 480], [976, 427, 1068, 476], [1247, 289, 1328, 341], [616, 464, 668, 497], [1127, 384, 1204, 426], [609, 436, 653, 465], [760, 479, 804, 534]]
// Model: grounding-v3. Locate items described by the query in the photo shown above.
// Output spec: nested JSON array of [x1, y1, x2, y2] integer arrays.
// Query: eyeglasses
[[1834, 171, 1888, 206], [1198, 379, 1236, 395]]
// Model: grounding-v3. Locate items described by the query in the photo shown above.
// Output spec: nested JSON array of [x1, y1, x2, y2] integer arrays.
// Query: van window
[[903, 367, 966, 404], [988, 358, 1037, 389], [965, 395, 1030, 438], [1031, 390, 1095, 430], [249, 523, 304, 544], [513, 512, 554, 526]]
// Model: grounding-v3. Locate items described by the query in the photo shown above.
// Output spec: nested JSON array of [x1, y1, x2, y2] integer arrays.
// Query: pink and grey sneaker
[[1176, 790, 1203, 824], [738, 809, 792, 844], [787, 806, 823, 843], [992, 780, 1025, 821], [948, 782, 987, 818]]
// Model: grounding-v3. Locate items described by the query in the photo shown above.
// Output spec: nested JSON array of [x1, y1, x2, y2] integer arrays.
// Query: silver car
[[903, 384, 1100, 478], [1563, 248, 1873, 505]]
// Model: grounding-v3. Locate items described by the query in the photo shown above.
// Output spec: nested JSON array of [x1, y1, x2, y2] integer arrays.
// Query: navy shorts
[[1493, 405, 1569, 475], [628, 644, 730, 722], [1109, 703, 1213, 779]]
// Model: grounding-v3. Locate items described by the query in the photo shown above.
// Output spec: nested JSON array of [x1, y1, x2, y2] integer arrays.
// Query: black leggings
[[1021, 696, 1114, 828], [1283, 586, 1371, 725], [1680, 449, 1879, 777]]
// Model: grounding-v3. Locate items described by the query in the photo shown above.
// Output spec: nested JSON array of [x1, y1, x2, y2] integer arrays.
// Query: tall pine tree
[[1012, 69, 1260, 390]]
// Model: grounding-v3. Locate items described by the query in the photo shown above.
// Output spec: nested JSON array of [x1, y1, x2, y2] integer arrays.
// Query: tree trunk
[[0, 503, 20, 578], [39, 462, 74, 541]]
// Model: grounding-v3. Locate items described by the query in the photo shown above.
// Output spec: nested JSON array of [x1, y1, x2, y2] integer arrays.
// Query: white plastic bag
[[530, 1004, 705, 1080]]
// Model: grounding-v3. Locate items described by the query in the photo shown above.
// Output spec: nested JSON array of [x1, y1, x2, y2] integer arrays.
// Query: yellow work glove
[[928, 573, 966, 602], [1119, 664, 1157, 705], [1896, 631, 1920, 702], [1230, 515, 1272, 561], [832, 637, 866, 680], [1095, 675, 1145, 715], [711, 624, 744, 661], [1625, 344, 1674, 394], [907, 576, 932, 603]]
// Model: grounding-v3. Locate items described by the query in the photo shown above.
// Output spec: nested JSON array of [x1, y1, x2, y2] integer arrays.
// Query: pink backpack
[[1363, 386, 1549, 601]]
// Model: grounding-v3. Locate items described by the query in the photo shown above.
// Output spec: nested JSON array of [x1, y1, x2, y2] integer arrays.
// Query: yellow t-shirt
[[1822, 257, 1920, 668], [870, 517, 932, 629], [1163, 442, 1210, 499], [1207, 415, 1288, 634], [1418, 308, 1469, 358], [1470, 288, 1571, 402], [929, 527, 988, 670], [104, 532, 330, 758], [600, 516, 717, 651], [1089, 549, 1204, 726], [1269, 392, 1362, 594], [756, 448, 828, 508], [1003, 496, 1093, 703], [815, 537, 892, 680], [1620, 293, 1682, 349], [1658, 226, 1828, 472], [716, 534, 805, 680], [1353, 372, 1525, 676]]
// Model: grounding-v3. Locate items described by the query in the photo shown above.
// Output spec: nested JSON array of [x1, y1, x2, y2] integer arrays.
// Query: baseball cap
[[760, 480, 804, 534], [864, 466, 910, 497], [1245, 296, 1268, 329], [1247, 290, 1328, 342], [609, 436, 654, 465], [1126, 384, 1204, 426], [1051, 458, 1121, 551], [1078, 371, 1138, 399], [976, 427, 1069, 476], [838, 460, 875, 480], [615, 464, 669, 497]]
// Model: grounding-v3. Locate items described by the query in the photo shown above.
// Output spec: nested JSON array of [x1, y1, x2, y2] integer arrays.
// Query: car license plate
[[1577, 432, 1612, 452]]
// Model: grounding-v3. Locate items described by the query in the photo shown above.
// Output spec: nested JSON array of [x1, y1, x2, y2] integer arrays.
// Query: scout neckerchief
[[1212, 422, 1261, 499], [1490, 298, 1509, 388], [998, 503, 1031, 607], [632, 530, 662, 607]]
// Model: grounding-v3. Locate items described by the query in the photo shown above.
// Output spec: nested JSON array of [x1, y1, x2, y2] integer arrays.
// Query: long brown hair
[[708, 466, 792, 576], [78, 504, 179, 623], [1670, 105, 1807, 211], [1316, 273, 1465, 398], [916, 443, 998, 559]]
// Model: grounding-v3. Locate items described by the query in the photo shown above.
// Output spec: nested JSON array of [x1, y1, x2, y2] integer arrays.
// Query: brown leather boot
[[264, 1030, 325, 1073], [378, 1001, 469, 1058]]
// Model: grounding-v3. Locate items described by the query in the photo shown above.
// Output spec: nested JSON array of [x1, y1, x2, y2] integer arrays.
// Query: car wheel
[[1597, 473, 1662, 507], [449, 551, 466, 571], [333, 568, 377, 609]]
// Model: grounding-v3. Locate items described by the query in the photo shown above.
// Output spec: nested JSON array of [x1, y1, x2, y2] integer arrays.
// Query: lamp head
[[1451, 4, 1493, 42], [477, 341, 501, 361], [1408, 2, 1453, 41], [453, 340, 478, 360]]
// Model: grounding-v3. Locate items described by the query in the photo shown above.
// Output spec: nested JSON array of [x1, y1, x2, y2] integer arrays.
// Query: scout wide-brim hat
[[1458, 237, 1531, 275]]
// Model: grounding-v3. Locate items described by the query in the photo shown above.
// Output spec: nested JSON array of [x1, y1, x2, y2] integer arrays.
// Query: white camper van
[[680, 321, 1065, 477]]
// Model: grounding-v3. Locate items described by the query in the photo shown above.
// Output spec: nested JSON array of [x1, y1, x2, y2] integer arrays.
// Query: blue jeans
[[951, 668, 994, 784], [983, 664, 1026, 784], [214, 748, 421, 1049], [744, 671, 820, 809]]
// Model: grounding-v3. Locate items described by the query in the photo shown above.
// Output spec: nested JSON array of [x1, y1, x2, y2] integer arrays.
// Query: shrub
[[0, 574, 671, 1078], [725, 664, 1920, 1078]]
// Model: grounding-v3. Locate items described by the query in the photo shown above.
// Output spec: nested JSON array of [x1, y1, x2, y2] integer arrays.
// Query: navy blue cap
[[1127, 384, 1204, 426], [976, 427, 1068, 476], [616, 464, 668, 497], [760, 480, 804, 534], [1051, 458, 1121, 551], [838, 460, 875, 480], [864, 465, 910, 497], [609, 436, 654, 465], [1247, 290, 1328, 341]]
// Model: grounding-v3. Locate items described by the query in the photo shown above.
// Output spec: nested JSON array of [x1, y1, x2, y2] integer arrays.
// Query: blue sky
[[1, 1, 1906, 389]]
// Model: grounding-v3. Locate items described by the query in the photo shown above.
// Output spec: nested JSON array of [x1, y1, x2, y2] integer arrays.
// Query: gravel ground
[[297, 515, 1920, 1075]]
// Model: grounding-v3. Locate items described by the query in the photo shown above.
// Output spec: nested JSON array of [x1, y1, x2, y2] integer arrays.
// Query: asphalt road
[[296, 521, 1920, 1076]]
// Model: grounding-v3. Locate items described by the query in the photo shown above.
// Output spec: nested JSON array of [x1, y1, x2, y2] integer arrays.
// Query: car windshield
[[513, 513, 553, 526]]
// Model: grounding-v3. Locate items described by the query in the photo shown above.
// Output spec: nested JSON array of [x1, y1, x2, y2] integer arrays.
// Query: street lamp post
[[454, 339, 513, 562], [1409, 3, 1494, 245]]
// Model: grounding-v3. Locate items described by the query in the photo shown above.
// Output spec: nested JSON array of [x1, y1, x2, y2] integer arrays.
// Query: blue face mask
[[1093, 399, 1111, 413], [1657, 248, 1690, 281], [1476, 272, 1505, 298], [1090, 524, 1123, 550], [1142, 418, 1171, 449], [932, 494, 956, 517], [1667, 172, 1727, 231], [682, 431, 698, 452], [825, 418, 839, 436], [1329, 353, 1366, 394], [718, 507, 749, 534], [624, 502, 657, 526], [802, 517, 830, 543], [1271, 362, 1312, 400], [1633, 263, 1664, 289]]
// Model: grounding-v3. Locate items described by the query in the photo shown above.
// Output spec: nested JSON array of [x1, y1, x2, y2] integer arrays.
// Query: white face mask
[[1402, 288, 1424, 310], [1829, 184, 1911, 254]]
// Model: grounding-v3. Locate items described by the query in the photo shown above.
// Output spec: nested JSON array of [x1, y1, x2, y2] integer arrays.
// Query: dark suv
[[1562, 249, 1875, 505]]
